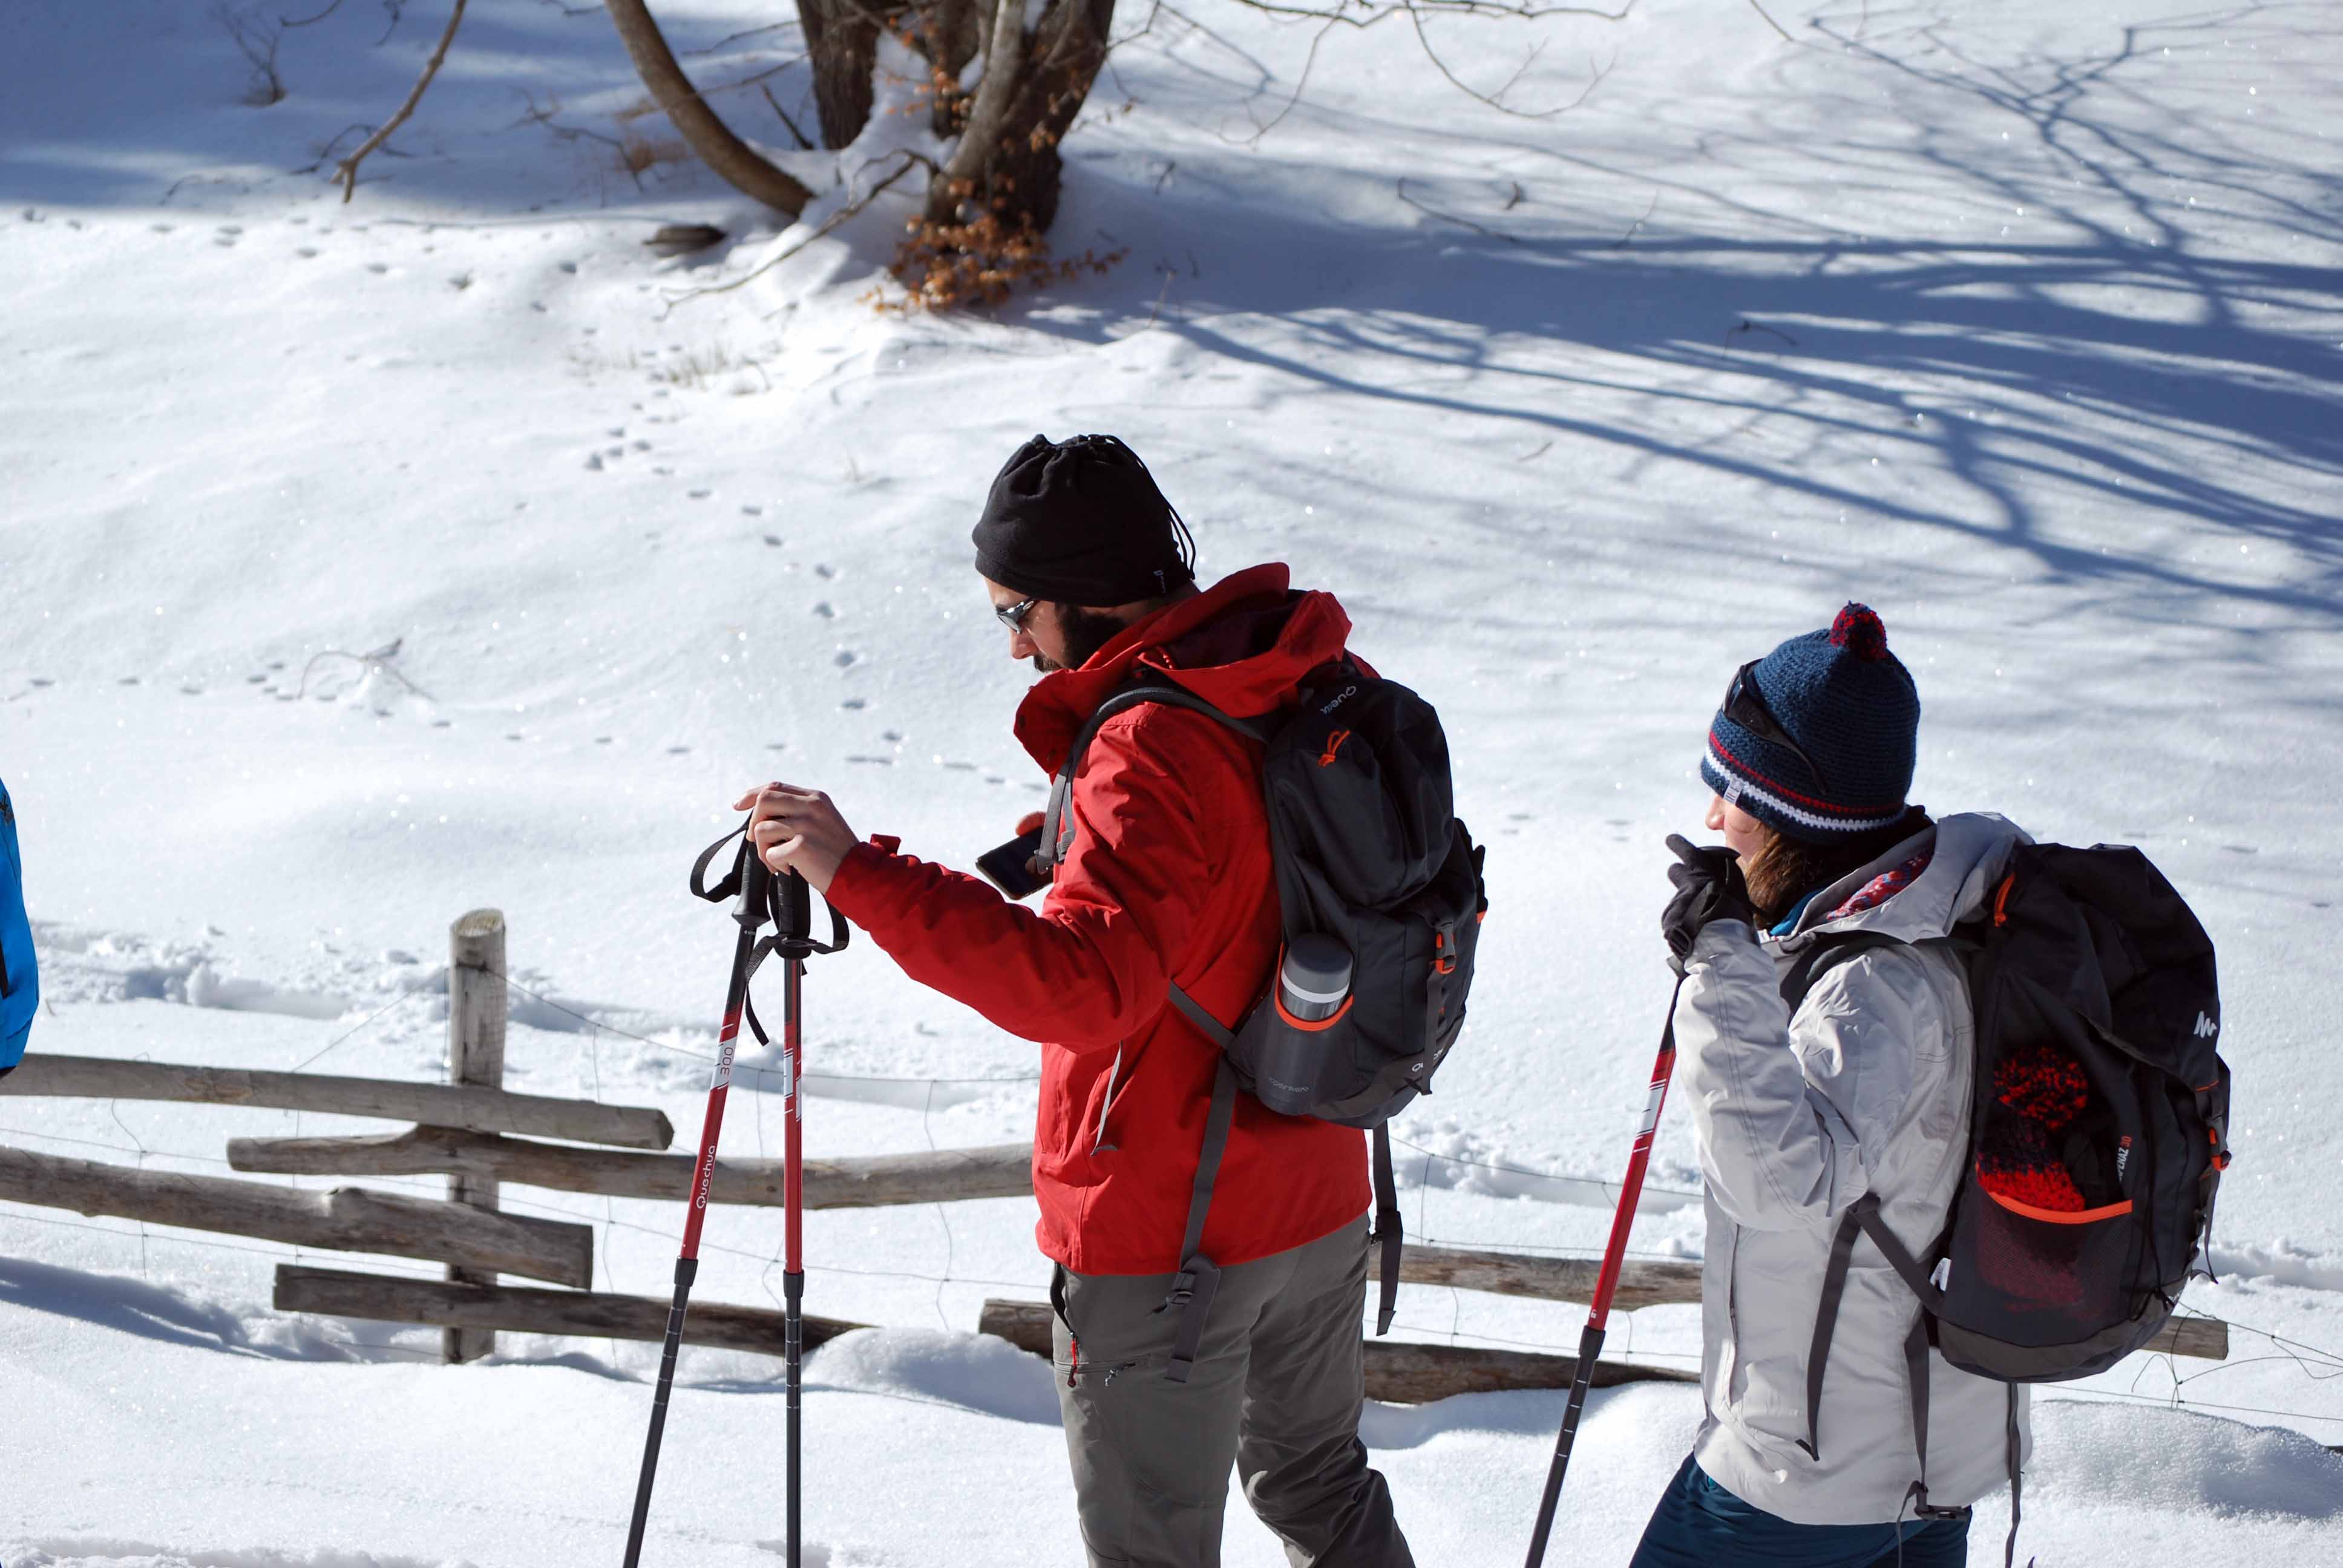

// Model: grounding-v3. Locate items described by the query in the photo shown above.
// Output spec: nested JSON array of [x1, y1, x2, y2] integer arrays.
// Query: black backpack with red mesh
[[1787, 841, 2231, 1556], [1038, 660, 1486, 1380]]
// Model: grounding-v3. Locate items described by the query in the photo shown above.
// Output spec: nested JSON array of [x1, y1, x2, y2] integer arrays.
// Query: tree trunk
[[601, 0, 815, 214], [926, 0, 1114, 232], [799, 0, 899, 149], [920, 0, 983, 139]]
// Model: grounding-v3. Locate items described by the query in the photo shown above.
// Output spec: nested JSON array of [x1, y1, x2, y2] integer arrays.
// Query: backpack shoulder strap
[[1036, 681, 1271, 874], [1778, 929, 1904, 1013]]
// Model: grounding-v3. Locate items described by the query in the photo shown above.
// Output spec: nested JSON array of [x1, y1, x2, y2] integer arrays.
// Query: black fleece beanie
[[971, 434, 1196, 604]]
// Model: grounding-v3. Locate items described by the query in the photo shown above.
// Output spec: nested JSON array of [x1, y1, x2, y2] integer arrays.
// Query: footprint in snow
[[840, 697, 867, 711], [813, 603, 835, 618], [833, 650, 859, 668]]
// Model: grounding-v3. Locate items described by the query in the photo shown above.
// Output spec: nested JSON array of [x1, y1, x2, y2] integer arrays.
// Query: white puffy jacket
[[1679, 811, 2035, 1525]]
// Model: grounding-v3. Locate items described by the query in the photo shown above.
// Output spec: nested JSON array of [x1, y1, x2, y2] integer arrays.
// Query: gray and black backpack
[[1040, 660, 1487, 1379], [1785, 841, 2231, 1561]]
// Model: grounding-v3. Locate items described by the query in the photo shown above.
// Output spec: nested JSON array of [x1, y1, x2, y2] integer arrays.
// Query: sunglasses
[[1722, 660, 1829, 794], [994, 596, 1040, 633]]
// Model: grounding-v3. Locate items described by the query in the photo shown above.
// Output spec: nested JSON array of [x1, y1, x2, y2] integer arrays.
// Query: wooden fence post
[[445, 908, 508, 1364]]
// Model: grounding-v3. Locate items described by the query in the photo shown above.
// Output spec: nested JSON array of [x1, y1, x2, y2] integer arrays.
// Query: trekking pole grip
[[736, 832, 774, 929]]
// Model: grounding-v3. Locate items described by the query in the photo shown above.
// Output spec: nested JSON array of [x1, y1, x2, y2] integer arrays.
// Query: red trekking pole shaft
[[622, 848, 776, 1568], [779, 898, 807, 1568], [1522, 976, 1687, 1568]]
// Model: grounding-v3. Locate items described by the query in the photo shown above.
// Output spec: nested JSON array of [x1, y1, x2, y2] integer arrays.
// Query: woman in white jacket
[[1630, 605, 2029, 1568]]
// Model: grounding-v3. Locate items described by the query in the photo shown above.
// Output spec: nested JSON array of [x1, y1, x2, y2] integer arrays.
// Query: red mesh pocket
[[1953, 1183, 2135, 1335]]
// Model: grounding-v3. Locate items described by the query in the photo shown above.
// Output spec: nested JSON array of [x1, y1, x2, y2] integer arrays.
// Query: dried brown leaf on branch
[[869, 210, 1127, 313]]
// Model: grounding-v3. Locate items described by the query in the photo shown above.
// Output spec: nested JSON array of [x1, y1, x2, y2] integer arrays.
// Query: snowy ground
[[3, 0, 2341, 1562]]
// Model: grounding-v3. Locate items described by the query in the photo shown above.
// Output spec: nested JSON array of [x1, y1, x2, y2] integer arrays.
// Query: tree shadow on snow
[[1028, 2, 2342, 634], [0, 0, 799, 215]]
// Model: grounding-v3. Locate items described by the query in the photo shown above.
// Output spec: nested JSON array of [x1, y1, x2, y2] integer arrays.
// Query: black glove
[[1662, 833, 1757, 970]]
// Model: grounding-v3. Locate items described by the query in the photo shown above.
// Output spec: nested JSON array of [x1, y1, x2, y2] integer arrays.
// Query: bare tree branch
[[685, 20, 802, 57], [1403, 0, 1613, 118], [1217, 0, 1632, 30], [214, 5, 289, 105], [934, 0, 1032, 207], [334, 0, 467, 200], [660, 151, 928, 313], [761, 83, 817, 150], [1397, 177, 1519, 241], [1746, 0, 1796, 45], [600, 0, 816, 214]]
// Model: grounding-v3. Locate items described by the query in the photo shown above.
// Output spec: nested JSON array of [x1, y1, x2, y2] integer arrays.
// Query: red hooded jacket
[[823, 564, 1371, 1275]]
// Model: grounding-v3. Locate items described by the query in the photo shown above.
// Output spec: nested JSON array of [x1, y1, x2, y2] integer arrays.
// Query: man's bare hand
[[731, 782, 857, 894]]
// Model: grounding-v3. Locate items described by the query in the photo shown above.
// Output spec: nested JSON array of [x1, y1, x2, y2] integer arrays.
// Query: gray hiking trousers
[[1050, 1219, 1414, 1568]]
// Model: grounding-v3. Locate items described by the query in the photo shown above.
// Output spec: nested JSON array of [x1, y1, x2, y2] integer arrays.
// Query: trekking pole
[[1522, 975, 1688, 1568], [623, 821, 844, 1568], [776, 868, 811, 1568]]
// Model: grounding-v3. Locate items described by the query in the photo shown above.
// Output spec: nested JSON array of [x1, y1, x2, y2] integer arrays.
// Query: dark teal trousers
[[1629, 1452, 1971, 1568]]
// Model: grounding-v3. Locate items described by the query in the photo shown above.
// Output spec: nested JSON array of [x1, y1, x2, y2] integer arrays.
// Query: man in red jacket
[[738, 434, 1412, 1567]]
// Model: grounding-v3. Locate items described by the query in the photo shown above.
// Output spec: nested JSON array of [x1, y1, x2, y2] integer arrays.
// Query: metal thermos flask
[[1279, 933, 1353, 1022]]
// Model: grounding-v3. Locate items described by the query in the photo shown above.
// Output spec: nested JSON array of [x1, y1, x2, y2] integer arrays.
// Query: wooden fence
[[0, 906, 2232, 1385]]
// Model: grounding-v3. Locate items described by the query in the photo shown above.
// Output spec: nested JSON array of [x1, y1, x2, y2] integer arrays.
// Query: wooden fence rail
[[975, 1299, 1698, 1403], [0, 1145, 592, 1286], [1400, 1244, 1703, 1313], [226, 1131, 2230, 1362], [0, 1054, 673, 1150], [275, 1264, 863, 1356], [226, 1128, 1034, 1209], [266, 1267, 1700, 1405]]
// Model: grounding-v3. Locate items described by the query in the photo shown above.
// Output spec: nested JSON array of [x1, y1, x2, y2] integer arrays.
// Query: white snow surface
[[4, 0, 2341, 1561]]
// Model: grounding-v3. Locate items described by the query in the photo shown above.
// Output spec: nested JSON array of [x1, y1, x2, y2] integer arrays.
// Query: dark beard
[[1031, 605, 1130, 673]]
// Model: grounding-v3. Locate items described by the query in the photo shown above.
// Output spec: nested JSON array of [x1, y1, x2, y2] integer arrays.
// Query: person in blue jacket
[[2, 776, 37, 1078]]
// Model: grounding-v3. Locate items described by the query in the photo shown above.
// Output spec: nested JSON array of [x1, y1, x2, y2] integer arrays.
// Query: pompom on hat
[[1700, 603, 1921, 842]]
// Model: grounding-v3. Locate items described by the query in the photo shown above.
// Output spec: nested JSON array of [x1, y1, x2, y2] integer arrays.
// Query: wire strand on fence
[[289, 978, 437, 1074], [19, 969, 2343, 1440], [496, 972, 1041, 1086]]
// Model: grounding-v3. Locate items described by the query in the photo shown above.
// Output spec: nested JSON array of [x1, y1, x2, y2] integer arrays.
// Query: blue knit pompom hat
[[1701, 604, 1921, 843]]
